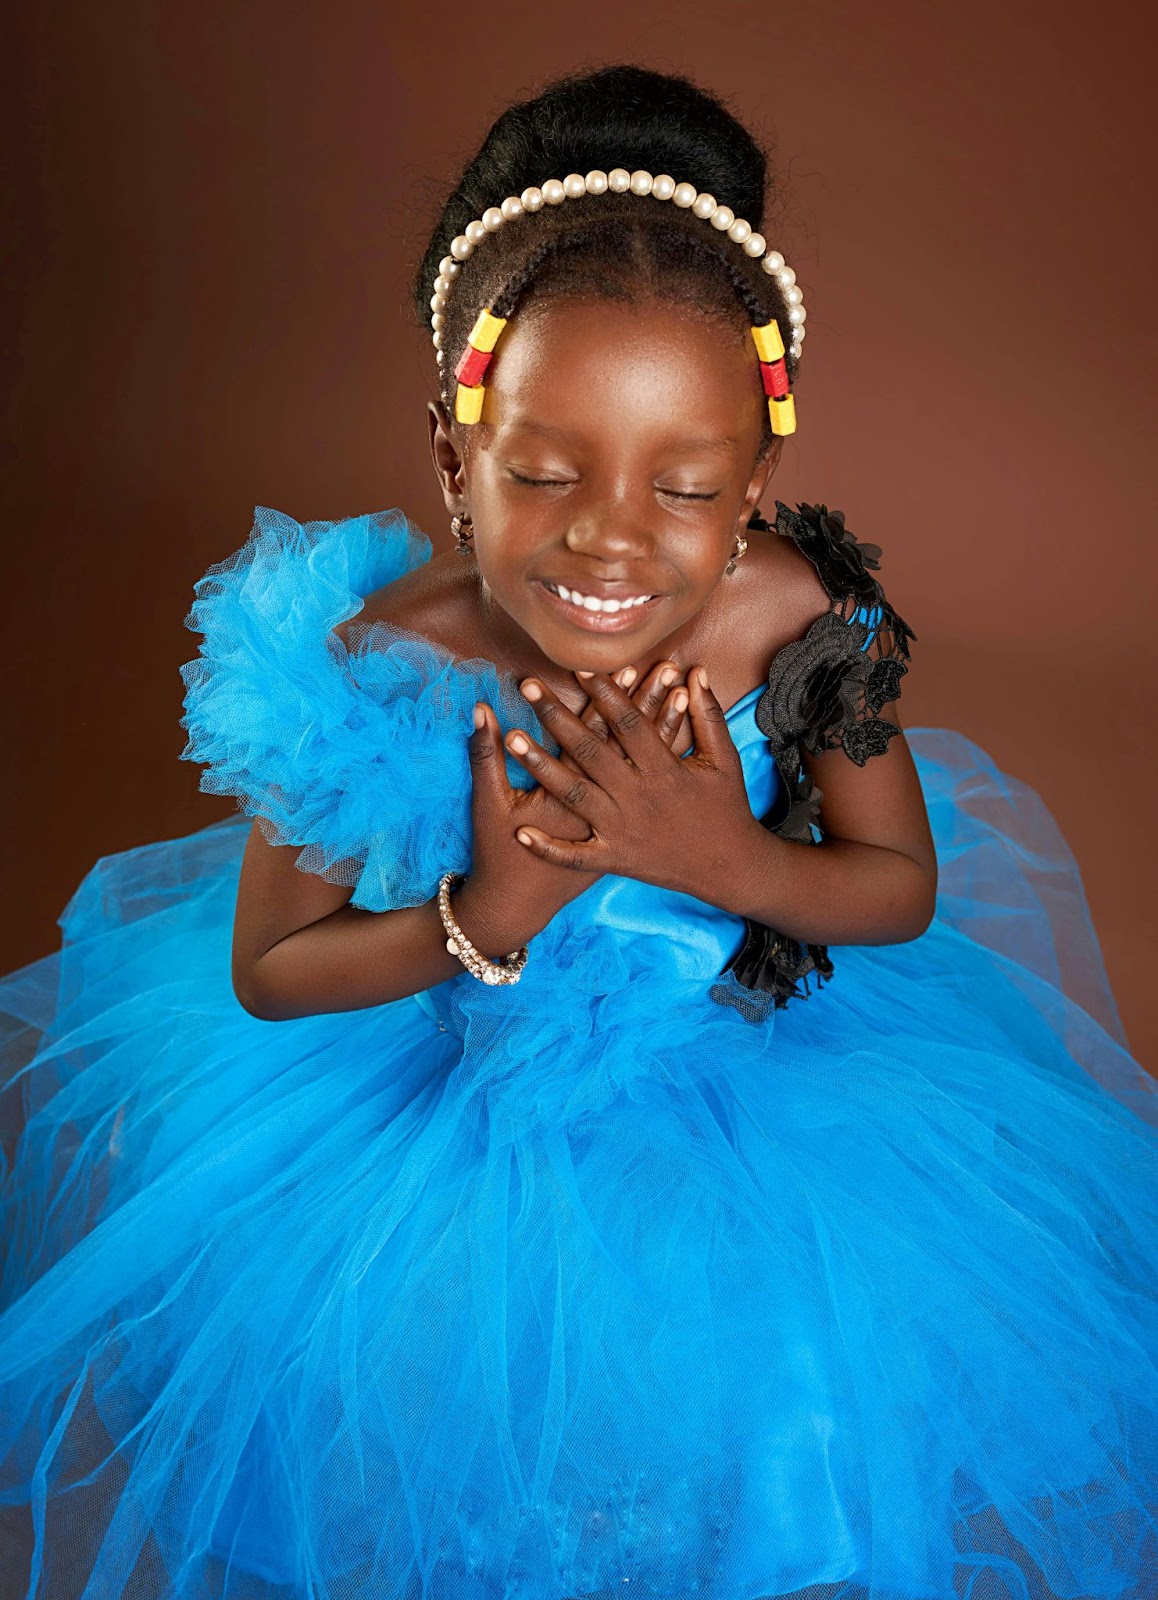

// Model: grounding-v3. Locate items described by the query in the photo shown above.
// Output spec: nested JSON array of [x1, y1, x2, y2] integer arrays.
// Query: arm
[[686, 701, 937, 946], [232, 665, 690, 1020]]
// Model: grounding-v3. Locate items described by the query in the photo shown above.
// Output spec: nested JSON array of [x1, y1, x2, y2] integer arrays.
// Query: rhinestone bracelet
[[437, 873, 528, 986]]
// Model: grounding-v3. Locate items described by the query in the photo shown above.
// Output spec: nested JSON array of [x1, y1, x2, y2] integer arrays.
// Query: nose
[[563, 498, 657, 565]]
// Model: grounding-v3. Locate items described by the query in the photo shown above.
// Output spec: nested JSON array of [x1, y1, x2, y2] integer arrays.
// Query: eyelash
[[509, 473, 718, 502]]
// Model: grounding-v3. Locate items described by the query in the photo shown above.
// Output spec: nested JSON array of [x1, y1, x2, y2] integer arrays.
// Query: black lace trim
[[717, 501, 917, 1011]]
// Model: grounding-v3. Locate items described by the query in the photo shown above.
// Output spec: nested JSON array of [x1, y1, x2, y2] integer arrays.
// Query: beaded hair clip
[[428, 168, 805, 437]]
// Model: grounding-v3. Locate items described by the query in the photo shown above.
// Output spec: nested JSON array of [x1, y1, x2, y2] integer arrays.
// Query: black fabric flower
[[865, 656, 908, 715], [841, 717, 903, 767], [710, 499, 917, 1014], [755, 611, 865, 756], [774, 501, 884, 609]]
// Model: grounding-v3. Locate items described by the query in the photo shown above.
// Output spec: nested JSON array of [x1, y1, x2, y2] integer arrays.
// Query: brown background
[[2, 2, 1156, 1060]]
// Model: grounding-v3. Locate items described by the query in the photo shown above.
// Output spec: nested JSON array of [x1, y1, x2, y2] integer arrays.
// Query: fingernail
[[520, 680, 542, 701], [673, 689, 689, 713], [472, 704, 484, 729], [576, 670, 594, 679], [508, 733, 529, 754], [617, 666, 638, 688], [697, 667, 710, 691], [660, 666, 678, 687], [516, 830, 533, 846]]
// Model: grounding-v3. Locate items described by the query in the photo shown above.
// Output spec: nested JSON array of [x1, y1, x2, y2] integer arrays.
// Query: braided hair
[[413, 65, 798, 452]]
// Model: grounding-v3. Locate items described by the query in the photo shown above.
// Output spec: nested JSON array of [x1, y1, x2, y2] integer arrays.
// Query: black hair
[[413, 65, 798, 446]]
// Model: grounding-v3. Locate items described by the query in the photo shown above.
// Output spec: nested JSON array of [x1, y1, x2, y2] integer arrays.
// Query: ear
[[427, 400, 469, 516], [739, 436, 782, 529]]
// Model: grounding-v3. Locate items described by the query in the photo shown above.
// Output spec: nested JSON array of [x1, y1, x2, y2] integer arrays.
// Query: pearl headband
[[428, 167, 806, 431]]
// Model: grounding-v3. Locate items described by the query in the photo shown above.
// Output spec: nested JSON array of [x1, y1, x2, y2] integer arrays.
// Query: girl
[[1, 63, 1155, 1600]]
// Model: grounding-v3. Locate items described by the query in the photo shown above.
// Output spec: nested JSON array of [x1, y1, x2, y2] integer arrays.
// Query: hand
[[504, 666, 760, 898], [454, 662, 690, 956]]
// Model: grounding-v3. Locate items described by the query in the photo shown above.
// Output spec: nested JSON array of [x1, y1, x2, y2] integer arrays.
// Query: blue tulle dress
[[1, 507, 1155, 1600]]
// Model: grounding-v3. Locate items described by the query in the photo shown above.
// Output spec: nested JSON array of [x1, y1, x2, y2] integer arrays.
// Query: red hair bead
[[760, 359, 789, 398], [454, 345, 493, 388]]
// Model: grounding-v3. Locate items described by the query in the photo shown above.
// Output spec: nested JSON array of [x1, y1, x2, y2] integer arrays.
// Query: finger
[[686, 666, 742, 772], [575, 665, 636, 756], [656, 684, 690, 749], [633, 660, 683, 724], [513, 825, 605, 872], [519, 678, 629, 787], [504, 729, 615, 826], [573, 672, 672, 775], [467, 703, 514, 808]]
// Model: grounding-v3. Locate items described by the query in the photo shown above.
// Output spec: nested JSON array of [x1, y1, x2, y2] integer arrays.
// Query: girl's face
[[430, 296, 778, 674]]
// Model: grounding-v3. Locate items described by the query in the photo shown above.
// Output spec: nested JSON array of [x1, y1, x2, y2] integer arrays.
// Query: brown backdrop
[[3, 2, 1156, 1060]]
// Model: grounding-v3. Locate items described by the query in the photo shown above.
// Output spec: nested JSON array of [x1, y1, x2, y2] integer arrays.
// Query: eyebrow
[[501, 419, 740, 454]]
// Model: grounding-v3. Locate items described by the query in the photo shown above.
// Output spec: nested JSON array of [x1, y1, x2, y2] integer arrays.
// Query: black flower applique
[[716, 501, 916, 1011]]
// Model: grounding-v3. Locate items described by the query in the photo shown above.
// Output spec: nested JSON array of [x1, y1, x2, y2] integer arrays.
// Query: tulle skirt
[[1, 729, 1156, 1600]]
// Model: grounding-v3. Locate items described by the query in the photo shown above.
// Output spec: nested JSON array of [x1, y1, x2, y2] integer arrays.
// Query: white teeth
[[552, 583, 653, 614]]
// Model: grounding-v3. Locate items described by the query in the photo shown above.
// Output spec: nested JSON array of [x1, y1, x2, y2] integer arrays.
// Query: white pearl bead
[[521, 187, 544, 212], [630, 170, 653, 195], [465, 220, 487, 246], [585, 170, 609, 195], [434, 275, 452, 297], [743, 233, 766, 257], [673, 182, 697, 208], [563, 173, 586, 199], [450, 236, 473, 261], [692, 192, 716, 219], [430, 292, 446, 313], [710, 205, 734, 231], [652, 174, 676, 200], [784, 286, 803, 306], [787, 305, 805, 326], [439, 255, 456, 277], [608, 168, 631, 192], [431, 312, 444, 331], [435, 349, 445, 363], [482, 207, 504, 232], [542, 179, 566, 205], [761, 250, 785, 273], [727, 218, 752, 245], [500, 195, 524, 221], [432, 330, 442, 348], [793, 325, 806, 340], [776, 266, 797, 289]]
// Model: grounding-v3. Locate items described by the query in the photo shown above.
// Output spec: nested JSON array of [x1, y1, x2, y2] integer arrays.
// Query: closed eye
[[660, 489, 721, 501], [508, 471, 575, 488]]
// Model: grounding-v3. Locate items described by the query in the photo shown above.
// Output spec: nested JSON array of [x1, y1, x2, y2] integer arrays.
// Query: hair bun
[[459, 65, 767, 233]]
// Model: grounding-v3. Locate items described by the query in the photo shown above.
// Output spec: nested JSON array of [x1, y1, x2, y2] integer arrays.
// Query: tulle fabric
[[0, 508, 1155, 1600]]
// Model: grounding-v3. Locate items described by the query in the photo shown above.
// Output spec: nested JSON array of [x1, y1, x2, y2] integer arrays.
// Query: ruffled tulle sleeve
[[179, 506, 538, 913]]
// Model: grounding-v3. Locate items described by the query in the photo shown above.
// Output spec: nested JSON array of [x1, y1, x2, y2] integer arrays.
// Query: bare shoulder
[[332, 551, 488, 659], [711, 524, 833, 700]]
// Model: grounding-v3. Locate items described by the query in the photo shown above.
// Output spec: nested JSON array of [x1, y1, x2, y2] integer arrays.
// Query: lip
[[535, 579, 664, 632]]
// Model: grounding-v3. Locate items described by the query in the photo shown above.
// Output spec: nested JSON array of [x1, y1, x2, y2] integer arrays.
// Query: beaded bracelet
[[437, 872, 528, 986], [429, 168, 805, 437]]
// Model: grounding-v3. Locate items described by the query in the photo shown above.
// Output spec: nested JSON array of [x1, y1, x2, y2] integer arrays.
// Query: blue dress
[[1, 507, 1155, 1600]]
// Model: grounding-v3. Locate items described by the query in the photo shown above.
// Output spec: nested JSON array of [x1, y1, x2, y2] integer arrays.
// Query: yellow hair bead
[[455, 383, 487, 425], [768, 393, 796, 436], [751, 320, 786, 363], [467, 309, 507, 354]]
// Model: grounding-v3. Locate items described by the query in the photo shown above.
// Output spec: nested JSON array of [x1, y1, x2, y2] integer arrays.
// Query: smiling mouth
[[538, 580, 663, 629]]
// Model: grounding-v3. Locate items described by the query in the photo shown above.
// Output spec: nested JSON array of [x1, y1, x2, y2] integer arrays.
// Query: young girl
[[1, 63, 1155, 1600]]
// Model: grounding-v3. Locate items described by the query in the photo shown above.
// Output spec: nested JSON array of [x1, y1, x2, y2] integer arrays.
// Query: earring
[[451, 513, 474, 556], [725, 532, 748, 576]]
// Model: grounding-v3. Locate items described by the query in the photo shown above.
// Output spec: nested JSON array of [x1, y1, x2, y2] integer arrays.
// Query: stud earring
[[725, 532, 748, 576], [451, 513, 474, 556]]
